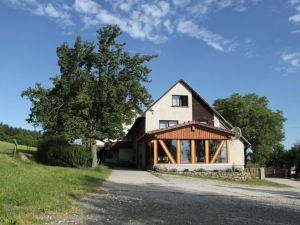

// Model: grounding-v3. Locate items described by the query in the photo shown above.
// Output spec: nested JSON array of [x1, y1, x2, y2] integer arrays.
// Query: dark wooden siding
[[192, 93, 214, 125]]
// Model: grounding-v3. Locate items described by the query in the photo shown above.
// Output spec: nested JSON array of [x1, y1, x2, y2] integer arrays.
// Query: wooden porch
[[139, 121, 236, 166]]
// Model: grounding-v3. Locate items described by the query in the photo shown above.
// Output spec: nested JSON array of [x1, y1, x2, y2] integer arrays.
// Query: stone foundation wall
[[153, 164, 251, 181], [156, 163, 244, 172]]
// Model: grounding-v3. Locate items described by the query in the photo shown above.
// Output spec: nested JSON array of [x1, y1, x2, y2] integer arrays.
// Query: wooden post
[[205, 140, 209, 164], [191, 139, 196, 164], [154, 139, 158, 165], [226, 140, 231, 164], [210, 140, 225, 164], [176, 140, 181, 164], [158, 140, 176, 164]]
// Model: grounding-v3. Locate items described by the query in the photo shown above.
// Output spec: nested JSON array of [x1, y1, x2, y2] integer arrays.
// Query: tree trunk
[[91, 143, 98, 168], [13, 145, 17, 156]]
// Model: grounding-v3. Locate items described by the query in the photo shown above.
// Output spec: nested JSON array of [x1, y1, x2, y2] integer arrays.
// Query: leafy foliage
[[213, 93, 286, 165], [36, 136, 68, 164], [0, 122, 39, 147], [22, 25, 156, 166], [267, 141, 300, 170], [37, 136, 91, 167]]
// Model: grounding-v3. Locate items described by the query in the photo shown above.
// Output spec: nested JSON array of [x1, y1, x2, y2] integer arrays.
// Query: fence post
[[259, 167, 265, 180]]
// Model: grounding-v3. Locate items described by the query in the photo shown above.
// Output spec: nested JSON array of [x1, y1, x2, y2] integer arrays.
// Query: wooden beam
[[191, 139, 196, 164], [176, 140, 181, 164], [210, 140, 225, 164], [153, 140, 158, 165], [205, 140, 209, 164], [226, 140, 231, 163], [158, 140, 176, 164]]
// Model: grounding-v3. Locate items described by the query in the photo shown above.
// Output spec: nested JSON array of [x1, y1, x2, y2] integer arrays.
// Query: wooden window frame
[[159, 120, 178, 129], [172, 95, 189, 107]]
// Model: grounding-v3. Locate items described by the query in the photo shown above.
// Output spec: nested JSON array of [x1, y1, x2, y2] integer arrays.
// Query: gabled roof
[[128, 79, 251, 147], [139, 121, 235, 142], [147, 121, 235, 135]]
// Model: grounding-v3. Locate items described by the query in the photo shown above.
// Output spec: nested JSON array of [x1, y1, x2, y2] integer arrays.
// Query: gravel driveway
[[51, 169, 300, 225]]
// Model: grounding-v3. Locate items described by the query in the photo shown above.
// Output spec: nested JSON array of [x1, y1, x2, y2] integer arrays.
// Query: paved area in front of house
[[70, 169, 300, 225]]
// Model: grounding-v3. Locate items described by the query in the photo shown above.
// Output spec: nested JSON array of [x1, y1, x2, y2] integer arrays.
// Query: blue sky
[[0, 0, 299, 148]]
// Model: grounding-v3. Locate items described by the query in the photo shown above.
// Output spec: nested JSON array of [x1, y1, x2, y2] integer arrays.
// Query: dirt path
[[48, 169, 300, 225]]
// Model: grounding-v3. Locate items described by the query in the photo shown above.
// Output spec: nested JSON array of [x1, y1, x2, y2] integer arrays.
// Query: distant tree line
[[0, 123, 40, 147]]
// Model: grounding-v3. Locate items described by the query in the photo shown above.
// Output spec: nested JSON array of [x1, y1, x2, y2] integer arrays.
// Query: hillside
[[0, 123, 40, 147], [0, 141, 110, 225]]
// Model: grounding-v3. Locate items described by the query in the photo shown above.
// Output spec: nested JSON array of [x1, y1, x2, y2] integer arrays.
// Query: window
[[172, 95, 188, 107], [159, 120, 178, 129]]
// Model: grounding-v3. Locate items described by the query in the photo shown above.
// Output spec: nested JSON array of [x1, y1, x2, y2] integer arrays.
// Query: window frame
[[159, 120, 179, 129], [172, 95, 189, 107]]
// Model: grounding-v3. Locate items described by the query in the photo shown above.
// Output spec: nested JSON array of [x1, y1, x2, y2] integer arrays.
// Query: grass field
[[0, 141, 111, 225]]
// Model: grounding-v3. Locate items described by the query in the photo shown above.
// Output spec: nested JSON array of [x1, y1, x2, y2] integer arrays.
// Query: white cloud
[[280, 52, 300, 73], [288, 0, 300, 26], [172, 0, 191, 7], [177, 20, 237, 52], [1, 0, 259, 51], [73, 0, 101, 15], [243, 38, 257, 58], [289, 14, 300, 23], [163, 19, 173, 34], [3, 0, 73, 26]]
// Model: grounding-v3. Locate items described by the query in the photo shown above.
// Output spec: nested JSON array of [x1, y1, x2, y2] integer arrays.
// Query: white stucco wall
[[145, 82, 193, 132], [229, 139, 245, 167], [213, 114, 220, 127]]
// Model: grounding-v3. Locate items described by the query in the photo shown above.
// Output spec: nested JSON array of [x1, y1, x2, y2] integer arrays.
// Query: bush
[[234, 168, 242, 173], [195, 168, 205, 172], [36, 136, 68, 163], [168, 168, 178, 173], [183, 169, 189, 172], [37, 136, 91, 167], [225, 168, 233, 173]]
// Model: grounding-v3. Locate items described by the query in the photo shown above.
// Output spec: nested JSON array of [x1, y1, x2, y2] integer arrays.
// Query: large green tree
[[22, 25, 156, 167], [213, 93, 286, 165]]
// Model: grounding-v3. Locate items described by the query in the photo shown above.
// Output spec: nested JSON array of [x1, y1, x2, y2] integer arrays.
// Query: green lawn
[[0, 141, 111, 225]]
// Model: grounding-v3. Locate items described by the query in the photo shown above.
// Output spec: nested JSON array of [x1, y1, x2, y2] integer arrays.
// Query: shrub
[[168, 168, 178, 173], [225, 168, 233, 173], [36, 136, 68, 163], [196, 168, 205, 172], [183, 169, 189, 172], [37, 136, 91, 167], [234, 168, 242, 173], [48, 145, 91, 168]]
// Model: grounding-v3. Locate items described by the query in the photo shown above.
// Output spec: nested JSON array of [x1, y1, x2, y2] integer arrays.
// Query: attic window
[[172, 95, 188, 107]]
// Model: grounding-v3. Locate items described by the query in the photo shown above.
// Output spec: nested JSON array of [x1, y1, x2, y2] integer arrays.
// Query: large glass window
[[159, 120, 178, 129], [172, 95, 188, 107], [195, 140, 205, 163], [157, 140, 177, 163], [181, 140, 191, 163], [209, 140, 227, 163]]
